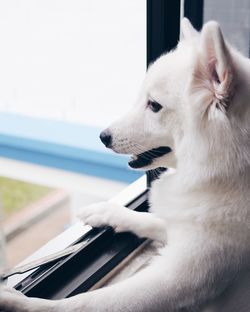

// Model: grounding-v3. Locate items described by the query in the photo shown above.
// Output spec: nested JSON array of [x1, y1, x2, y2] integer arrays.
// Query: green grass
[[0, 177, 52, 218]]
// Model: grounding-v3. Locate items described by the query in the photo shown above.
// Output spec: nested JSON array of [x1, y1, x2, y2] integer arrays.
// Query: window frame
[[8, 0, 203, 298]]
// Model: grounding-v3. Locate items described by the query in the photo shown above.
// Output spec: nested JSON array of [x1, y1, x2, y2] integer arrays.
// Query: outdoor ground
[[0, 177, 52, 218]]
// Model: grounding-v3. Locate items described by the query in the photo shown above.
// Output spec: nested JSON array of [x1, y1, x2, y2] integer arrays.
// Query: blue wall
[[0, 113, 143, 183]]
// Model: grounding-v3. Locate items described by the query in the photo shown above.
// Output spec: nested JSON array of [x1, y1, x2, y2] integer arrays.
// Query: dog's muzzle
[[99, 130, 171, 169]]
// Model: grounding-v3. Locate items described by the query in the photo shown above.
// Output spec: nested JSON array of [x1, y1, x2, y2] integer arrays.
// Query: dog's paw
[[77, 201, 128, 231]]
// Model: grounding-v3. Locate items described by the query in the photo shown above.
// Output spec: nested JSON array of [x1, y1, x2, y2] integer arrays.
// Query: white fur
[[1, 19, 250, 311]]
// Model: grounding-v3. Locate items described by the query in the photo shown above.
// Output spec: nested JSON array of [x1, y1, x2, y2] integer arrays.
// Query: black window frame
[[12, 0, 203, 299]]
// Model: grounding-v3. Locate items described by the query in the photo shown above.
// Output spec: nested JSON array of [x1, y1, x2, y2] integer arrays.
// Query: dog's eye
[[147, 100, 163, 113]]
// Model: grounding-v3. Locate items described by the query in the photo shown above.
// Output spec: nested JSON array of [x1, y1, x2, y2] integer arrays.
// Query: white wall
[[0, 0, 146, 127]]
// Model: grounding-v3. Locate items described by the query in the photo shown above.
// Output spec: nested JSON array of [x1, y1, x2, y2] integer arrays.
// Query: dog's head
[[100, 19, 250, 174]]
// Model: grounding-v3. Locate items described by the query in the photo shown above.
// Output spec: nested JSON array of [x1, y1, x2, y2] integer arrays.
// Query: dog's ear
[[180, 18, 198, 40], [191, 21, 234, 116]]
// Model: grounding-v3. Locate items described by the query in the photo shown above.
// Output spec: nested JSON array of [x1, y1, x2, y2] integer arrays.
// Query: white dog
[[1, 18, 250, 311]]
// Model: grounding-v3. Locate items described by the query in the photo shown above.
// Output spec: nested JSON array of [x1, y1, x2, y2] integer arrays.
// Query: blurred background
[[0, 0, 146, 268], [1, 0, 250, 269]]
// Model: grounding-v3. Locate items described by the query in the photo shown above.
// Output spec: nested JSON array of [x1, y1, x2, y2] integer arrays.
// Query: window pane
[[0, 0, 146, 269]]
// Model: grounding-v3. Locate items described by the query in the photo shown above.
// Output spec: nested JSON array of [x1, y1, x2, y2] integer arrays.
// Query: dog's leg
[[77, 201, 167, 244], [0, 286, 58, 312], [0, 241, 232, 312], [61, 243, 238, 312]]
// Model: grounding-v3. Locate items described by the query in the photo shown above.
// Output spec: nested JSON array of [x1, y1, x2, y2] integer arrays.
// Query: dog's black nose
[[100, 130, 112, 148]]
